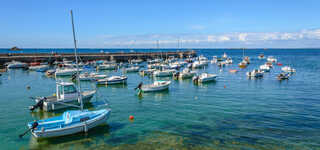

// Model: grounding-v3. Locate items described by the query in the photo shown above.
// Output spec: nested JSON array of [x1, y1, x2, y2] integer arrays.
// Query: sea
[[0, 48, 319, 150]]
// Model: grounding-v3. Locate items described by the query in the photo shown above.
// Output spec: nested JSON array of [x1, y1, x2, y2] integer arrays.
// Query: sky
[[1, 0, 320, 48]]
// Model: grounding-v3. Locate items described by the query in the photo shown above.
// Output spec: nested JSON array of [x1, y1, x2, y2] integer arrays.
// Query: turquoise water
[[0, 49, 320, 150]]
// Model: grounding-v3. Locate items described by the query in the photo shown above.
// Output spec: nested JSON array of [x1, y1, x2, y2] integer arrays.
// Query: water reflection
[[97, 83, 128, 89], [138, 90, 169, 101]]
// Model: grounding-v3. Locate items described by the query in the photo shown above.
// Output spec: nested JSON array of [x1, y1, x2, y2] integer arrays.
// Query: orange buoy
[[224, 85, 226, 88], [129, 115, 134, 120]]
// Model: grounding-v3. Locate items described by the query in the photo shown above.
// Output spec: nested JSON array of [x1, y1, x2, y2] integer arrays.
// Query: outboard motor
[[192, 76, 199, 83], [173, 72, 180, 79], [29, 97, 46, 111]]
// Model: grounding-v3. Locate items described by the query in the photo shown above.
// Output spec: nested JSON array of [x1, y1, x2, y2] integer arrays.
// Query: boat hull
[[141, 85, 169, 92], [96, 78, 127, 85], [199, 76, 217, 83], [31, 109, 110, 139]]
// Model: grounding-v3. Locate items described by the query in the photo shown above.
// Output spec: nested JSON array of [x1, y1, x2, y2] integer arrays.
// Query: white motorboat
[[198, 55, 210, 65], [55, 68, 81, 76], [29, 65, 50, 72], [147, 63, 163, 69], [29, 82, 96, 111], [258, 54, 265, 59], [96, 75, 127, 85], [192, 61, 208, 68], [281, 66, 296, 73], [175, 68, 196, 79], [168, 63, 180, 69], [246, 69, 264, 78], [139, 69, 156, 76], [153, 69, 176, 77], [224, 57, 233, 64], [147, 58, 162, 64], [136, 80, 171, 92], [124, 66, 140, 72], [267, 56, 277, 63], [97, 64, 117, 70], [243, 56, 250, 64], [7, 61, 28, 69], [130, 59, 143, 64], [193, 73, 218, 83], [211, 56, 218, 64], [259, 64, 271, 72], [77, 72, 107, 81]]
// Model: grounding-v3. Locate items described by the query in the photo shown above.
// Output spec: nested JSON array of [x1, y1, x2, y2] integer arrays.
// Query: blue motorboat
[[27, 109, 110, 138]]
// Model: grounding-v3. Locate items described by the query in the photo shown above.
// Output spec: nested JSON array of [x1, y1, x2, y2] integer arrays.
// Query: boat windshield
[[64, 85, 77, 94]]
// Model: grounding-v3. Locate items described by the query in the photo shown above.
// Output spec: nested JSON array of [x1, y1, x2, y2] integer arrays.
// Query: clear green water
[[0, 49, 320, 150]]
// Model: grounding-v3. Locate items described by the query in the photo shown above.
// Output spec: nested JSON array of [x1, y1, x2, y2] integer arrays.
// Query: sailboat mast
[[242, 48, 244, 58], [70, 10, 83, 111]]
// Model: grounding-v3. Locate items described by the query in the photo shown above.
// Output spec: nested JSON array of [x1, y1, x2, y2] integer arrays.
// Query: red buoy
[[129, 115, 134, 120], [277, 63, 283, 66], [224, 85, 226, 88]]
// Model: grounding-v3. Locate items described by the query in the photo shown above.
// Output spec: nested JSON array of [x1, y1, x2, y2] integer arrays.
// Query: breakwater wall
[[0, 51, 196, 65]]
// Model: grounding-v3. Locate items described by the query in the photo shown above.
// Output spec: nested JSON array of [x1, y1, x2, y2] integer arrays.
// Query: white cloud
[[238, 33, 248, 41], [92, 28, 320, 48]]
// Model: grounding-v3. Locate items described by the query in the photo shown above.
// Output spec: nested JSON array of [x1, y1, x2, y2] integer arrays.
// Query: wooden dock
[[0, 51, 196, 65]]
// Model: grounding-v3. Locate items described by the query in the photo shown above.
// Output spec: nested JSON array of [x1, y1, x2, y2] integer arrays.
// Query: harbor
[[0, 48, 320, 149], [2, 0, 320, 149]]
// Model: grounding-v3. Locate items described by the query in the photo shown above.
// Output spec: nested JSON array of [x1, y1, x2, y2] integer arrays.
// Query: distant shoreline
[[1, 48, 320, 50]]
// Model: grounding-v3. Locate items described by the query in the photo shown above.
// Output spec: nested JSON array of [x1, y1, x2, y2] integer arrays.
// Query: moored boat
[[193, 73, 218, 83], [29, 82, 96, 111], [96, 75, 127, 85], [29, 65, 50, 72], [259, 64, 271, 72], [246, 69, 264, 78], [139, 69, 156, 76], [6, 61, 28, 69], [258, 54, 265, 59], [124, 66, 140, 72], [136, 80, 171, 93], [281, 66, 296, 73], [153, 69, 176, 77], [267, 56, 277, 63], [238, 61, 247, 68], [174, 68, 196, 79], [55, 68, 81, 76], [97, 64, 117, 70], [277, 72, 290, 80], [27, 109, 110, 138]]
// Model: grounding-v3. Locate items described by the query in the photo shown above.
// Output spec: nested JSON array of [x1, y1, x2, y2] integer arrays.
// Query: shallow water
[[0, 49, 320, 150]]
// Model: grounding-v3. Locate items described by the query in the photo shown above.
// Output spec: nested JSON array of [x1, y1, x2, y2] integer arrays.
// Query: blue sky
[[1, 0, 320, 48]]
